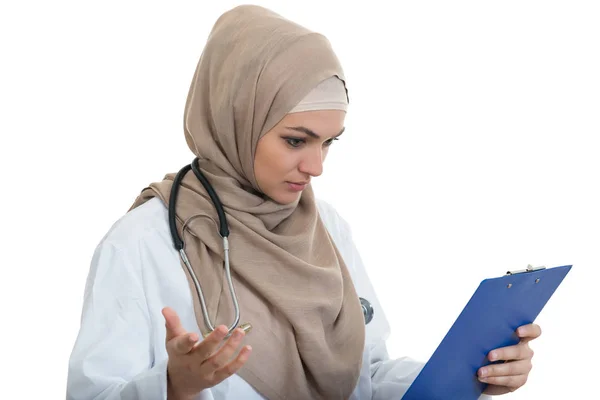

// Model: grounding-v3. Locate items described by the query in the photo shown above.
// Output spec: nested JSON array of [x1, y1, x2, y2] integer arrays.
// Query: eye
[[284, 137, 305, 148], [324, 137, 339, 147]]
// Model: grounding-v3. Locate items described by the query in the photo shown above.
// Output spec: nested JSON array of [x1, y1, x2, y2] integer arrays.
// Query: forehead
[[279, 110, 345, 133]]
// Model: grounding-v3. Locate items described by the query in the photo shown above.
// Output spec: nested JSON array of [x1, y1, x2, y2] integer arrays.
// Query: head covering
[[129, 5, 365, 399], [289, 76, 348, 113]]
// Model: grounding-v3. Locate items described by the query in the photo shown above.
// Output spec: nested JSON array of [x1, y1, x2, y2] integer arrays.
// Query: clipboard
[[401, 264, 572, 400]]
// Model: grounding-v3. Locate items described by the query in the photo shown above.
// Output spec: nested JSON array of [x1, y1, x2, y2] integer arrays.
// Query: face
[[254, 110, 346, 204]]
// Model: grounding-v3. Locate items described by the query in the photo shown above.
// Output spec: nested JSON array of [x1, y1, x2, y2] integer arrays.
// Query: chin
[[268, 190, 301, 205]]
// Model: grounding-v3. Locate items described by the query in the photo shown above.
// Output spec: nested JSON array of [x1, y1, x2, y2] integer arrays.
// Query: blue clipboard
[[401, 264, 572, 400]]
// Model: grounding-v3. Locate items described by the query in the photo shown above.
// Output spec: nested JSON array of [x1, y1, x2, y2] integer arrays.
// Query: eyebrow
[[285, 126, 345, 139]]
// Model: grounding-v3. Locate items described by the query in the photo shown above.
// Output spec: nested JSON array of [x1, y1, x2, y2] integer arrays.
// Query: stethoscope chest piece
[[359, 297, 374, 325]]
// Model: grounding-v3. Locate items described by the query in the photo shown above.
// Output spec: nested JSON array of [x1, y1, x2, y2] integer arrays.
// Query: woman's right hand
[[162, 307, 252, 400]]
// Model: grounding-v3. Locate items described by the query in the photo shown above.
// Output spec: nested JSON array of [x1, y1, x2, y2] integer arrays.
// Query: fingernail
[[479, 368, 487, 377], [189, 334, 198, 343], [489, 351, 497, 361], [479, 377, 488, 383]]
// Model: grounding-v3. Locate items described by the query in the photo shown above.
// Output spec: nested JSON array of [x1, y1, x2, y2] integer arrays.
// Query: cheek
[[265, 148, 296, 180], [255, 140, 296, 186]]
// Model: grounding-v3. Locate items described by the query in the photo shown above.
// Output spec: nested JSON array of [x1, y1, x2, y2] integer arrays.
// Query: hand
[[479, 323, 542, 395], [162, 307, 252, 400]]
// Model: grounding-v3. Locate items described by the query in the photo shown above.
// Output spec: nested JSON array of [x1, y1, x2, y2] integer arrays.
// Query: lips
[[286, 181, 309, 192]]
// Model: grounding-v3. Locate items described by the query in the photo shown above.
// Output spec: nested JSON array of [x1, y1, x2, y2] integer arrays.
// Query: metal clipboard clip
[[506, 264, 546, 275]]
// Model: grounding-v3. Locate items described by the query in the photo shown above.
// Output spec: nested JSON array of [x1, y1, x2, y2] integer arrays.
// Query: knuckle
[[172, 339, 182, 352], [528, 347, 535, 358], [205, 375, 217, 386], [166, 341, 176, 354], [521, 374, 529, 386], [226, 332, 243, 346], [219, 363, 235, 377], [488, 377, 500, 386], [209, 357, 222, 370], [195, 342, 214, 360], [224, 363, 238, 376], [526, 361, 533, 373], [227, 336, 241, 348], [175, 339, 188, 353], [226, 338, 242, 352]]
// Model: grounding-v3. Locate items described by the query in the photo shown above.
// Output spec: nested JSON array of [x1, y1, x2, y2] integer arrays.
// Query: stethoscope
[[168, 157, 374, 338]]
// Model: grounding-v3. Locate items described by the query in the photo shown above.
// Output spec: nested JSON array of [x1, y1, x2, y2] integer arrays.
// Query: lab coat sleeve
[[67, 240, 170, 400]]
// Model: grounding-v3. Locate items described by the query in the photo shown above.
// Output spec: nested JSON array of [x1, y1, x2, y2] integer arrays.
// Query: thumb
[[162, 306, 187, 341]]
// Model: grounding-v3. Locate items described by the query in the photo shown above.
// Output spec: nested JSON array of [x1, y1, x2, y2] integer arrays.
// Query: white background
[[1, 1, 598, 398]]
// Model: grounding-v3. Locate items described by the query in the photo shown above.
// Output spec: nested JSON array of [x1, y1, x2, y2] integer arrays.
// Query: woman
[[67, 5, 541, 400]]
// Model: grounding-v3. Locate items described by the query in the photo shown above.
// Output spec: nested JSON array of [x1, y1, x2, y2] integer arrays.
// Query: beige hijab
[[130, 5, 365, 399]]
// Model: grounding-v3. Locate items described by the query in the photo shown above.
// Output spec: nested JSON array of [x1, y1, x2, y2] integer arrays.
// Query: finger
[[202, 328, 246, 371], [212, 345, 253, 384], [478, 373, 528, 389], [191, 325, 229, 361], [516, 323, 542, 343], [162, 307, 188, 341], [478, 359, 532, 379], [488, 343, 533, 362], [167, 332, 200, 356]]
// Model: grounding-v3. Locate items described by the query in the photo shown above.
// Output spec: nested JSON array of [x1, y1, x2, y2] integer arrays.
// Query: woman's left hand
[[479, 323, 542, 395]]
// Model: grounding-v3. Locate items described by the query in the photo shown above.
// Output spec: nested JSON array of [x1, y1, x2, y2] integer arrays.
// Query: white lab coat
[[67, 197, 489, 400]]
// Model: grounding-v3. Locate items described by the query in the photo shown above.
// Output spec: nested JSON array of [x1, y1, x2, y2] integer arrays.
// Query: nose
[[298, 147, 324, 177]]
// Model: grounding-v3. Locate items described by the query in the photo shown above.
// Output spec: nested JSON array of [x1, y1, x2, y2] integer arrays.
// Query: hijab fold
[[130, 5, 365, 399]]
